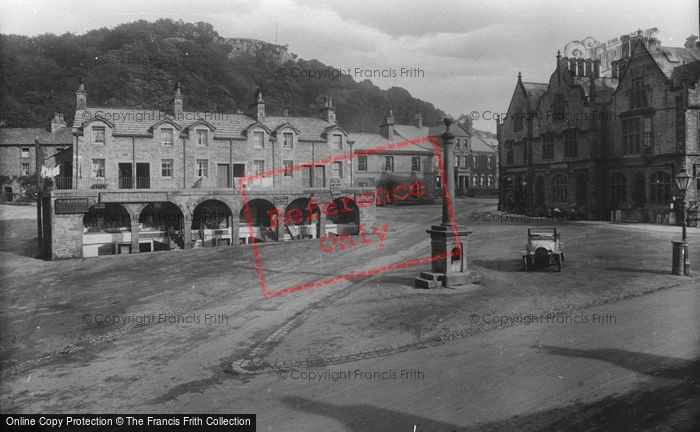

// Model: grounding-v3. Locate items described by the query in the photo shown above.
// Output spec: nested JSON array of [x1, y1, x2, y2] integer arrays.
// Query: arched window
[[551, 174, 568, 202], [649, 171, 672, 204], [610, 173, 627, 205]]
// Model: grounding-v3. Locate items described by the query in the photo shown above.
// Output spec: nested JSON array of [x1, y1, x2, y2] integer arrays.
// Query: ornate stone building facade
[[42, 82, 374, 258], [498, 31, 700, 225]]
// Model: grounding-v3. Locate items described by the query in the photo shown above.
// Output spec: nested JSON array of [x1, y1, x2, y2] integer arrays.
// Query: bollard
[[671, 241, 686, 275]]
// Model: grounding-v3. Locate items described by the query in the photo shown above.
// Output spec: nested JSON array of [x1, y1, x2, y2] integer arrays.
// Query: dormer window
[[282, 132, 293, 148], [254, 131, 265, 149], [92, 126, 105, 144], [331, 134, 343, 150], [161, 128, 174, 146], [196, 129, 208, 146]]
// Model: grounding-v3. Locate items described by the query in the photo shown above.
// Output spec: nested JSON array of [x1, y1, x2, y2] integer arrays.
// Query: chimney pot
[[51, 113, 66, 133], [319, 95, 336, 124]]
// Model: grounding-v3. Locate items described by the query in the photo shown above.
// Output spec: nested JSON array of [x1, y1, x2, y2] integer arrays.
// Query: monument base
[[414, 271, 483, 289], [413, 224, 483, 289]]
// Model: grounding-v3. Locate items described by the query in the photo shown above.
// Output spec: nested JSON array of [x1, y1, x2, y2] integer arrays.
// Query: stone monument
[[415, 118, 482, 288]]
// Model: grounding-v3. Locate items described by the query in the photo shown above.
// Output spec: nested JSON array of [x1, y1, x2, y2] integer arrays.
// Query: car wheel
[[555, 254, 563, 272]]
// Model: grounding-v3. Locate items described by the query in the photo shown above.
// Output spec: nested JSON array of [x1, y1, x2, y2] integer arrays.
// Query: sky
[[1, 0, 698, 132]]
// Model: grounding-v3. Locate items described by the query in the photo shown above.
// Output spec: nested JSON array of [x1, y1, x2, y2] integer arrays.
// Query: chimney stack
[[319, 96, 336, 124], [173, 82, 183, 118], [76, 77, 87, 110], [415, 112, 423, 129], [577, 58, 586, 77], [51, 113, 66, 133], [250, 88, 265, 122], [380, 109, 395, 140]]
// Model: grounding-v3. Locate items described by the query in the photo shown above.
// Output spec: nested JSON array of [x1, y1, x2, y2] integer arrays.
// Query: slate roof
[[650, 46, 700, 79], [523, 82, 548, 102], [348, 132, 434, 154], [0, 127, 73, 146], [392, 124, 431, 141], [72, 108, 340, 141], [471, 131, 498, 153]]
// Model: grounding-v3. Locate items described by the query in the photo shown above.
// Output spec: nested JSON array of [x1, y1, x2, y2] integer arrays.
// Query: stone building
[[0, 114, 72, 201], [348, 112, 498, 201], [498, 30, 700, 225], [42, 82, 374, 258], [349, 112, 436, 203], [429, 122, 498, 196]]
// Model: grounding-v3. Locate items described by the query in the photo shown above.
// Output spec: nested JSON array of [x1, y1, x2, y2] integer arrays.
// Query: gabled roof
[[321, 124, 348, 138], [72, 108, 339, 141], [184, 118, 216, 131], [81, 115, 115, 129], [148, 118, 182, 132], [0, 127, 73, 146], [271, 121, 301, 135]]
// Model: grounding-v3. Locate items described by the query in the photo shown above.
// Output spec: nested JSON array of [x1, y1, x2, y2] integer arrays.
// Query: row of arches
[[81, 196, 361, 255]]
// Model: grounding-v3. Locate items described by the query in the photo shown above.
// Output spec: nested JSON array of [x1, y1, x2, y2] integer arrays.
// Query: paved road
[[1, 200, 699, 430], [168, 283, 699, 431]]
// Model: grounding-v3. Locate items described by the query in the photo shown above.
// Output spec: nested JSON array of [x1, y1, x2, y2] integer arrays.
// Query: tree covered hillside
[[0, 19, 447, 131]]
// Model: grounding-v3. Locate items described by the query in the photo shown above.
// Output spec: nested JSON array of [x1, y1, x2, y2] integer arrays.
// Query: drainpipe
[[131, 136, 136, 189], [35, 138, 43, 255]]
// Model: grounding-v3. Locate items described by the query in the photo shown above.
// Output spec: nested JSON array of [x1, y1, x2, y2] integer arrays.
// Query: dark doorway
[[136, 163, 150, 189], [118, 163, 133, 189], [4, 187, 13, 202]]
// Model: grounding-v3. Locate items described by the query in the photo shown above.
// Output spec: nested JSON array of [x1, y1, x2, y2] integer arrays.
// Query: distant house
[[0, 113, 73, 201], [349, 112, 436, 204], [428, 122, 498, 196]]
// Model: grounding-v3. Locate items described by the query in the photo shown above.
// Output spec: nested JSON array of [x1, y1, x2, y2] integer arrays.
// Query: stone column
[[442, 122, 455, 225], [130, 217, 140, 253], [415, 117, 482, 289]]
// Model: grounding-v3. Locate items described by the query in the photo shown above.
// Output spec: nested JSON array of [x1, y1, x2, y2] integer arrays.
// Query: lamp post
[[672, 166, 693, 276]]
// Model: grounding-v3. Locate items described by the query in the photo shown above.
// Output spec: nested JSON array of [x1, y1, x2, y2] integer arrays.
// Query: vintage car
[[521, 228, 564, 272]]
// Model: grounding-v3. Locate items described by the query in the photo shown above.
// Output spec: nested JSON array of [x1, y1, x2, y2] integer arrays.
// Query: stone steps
[[414, 271, 483, 289]]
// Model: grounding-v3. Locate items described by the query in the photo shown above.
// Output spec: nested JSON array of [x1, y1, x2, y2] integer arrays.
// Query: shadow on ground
[[281, 347, 700, 431]]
